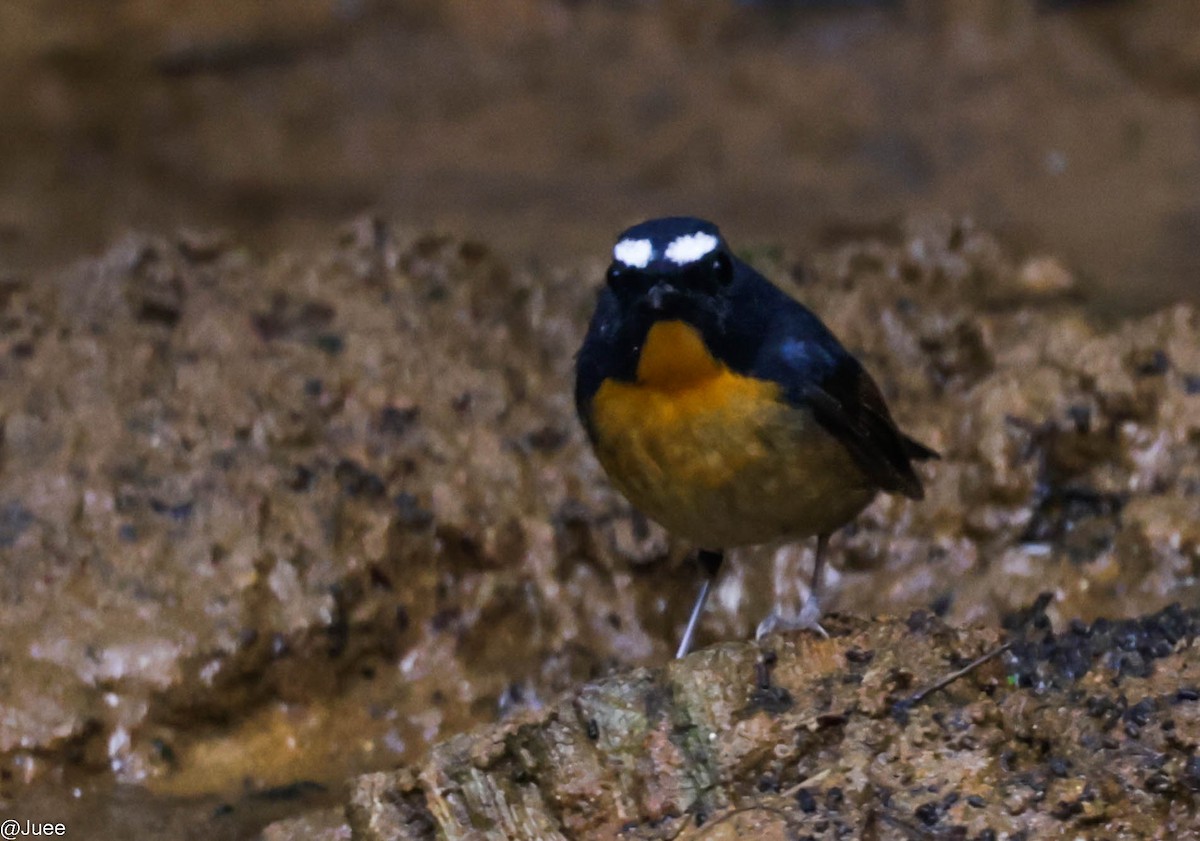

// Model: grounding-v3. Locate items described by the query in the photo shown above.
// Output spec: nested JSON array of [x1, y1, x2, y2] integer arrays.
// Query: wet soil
[[0, 211, 1197, 838]]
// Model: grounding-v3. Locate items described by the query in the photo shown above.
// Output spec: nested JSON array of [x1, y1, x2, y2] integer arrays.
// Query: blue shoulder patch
[[777, 336, 838, 377]]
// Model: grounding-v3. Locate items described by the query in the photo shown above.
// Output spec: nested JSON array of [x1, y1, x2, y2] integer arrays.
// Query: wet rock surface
[[0, 214, 1197, 837], [347, 608, 1200, 840]]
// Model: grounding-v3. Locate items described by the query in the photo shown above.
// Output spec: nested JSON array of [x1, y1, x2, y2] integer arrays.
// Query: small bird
[[575, 217, 936, 658]]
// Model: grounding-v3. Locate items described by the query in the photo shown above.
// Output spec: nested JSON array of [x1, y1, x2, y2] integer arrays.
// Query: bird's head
[[605, 217, 738, 329]]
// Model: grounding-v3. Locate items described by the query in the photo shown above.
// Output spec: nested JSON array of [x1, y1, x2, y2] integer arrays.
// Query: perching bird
[[575, 217, 936, 658]]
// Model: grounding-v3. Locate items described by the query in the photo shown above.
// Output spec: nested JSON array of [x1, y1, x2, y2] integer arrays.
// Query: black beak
[[645, 282, 674, 311]]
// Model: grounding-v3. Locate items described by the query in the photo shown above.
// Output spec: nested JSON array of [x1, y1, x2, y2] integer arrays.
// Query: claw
[[756, 593, 828, 641]]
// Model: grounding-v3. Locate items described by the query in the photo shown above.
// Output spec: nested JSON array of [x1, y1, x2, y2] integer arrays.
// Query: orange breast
[[591, 321, 780, 490], [588, 320, 874, 547]]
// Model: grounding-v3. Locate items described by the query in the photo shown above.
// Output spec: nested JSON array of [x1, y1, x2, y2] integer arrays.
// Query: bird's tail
[[903, 435, 940, 461]]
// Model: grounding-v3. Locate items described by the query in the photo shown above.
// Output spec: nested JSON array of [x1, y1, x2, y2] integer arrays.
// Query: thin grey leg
[[800, 533, 830, 638], [810, 533, 829, 603], [757, 534, 831, 641], [676, 549, 723, 659]]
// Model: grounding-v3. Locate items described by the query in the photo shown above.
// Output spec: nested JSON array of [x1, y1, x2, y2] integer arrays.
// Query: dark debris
[[1004, 597, 1197, 690]]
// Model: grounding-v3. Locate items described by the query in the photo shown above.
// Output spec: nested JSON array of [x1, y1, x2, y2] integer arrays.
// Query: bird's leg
[[756, 534, 831, 641], [799, 533, 830, 637], [676, 548, 723, 659]]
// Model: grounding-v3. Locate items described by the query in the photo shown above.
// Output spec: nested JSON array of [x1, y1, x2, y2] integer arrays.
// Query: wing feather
[[754, 308, 936, 500]]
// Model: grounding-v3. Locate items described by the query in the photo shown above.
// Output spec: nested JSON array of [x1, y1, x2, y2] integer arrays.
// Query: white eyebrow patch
[[613, 238, 653, 269], [664, 231, 719, 265]]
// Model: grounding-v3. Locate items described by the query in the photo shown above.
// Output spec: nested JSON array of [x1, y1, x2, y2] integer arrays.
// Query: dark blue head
[[606, 217, 735, 310], [576, 216, 778, 401]]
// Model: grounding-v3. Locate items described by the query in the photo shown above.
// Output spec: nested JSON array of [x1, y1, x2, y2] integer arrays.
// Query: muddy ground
[[3, 1, 1200, 838], [0, 212, 1197, 838]]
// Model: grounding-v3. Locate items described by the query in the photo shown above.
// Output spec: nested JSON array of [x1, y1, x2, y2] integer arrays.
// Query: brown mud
[[0, 212, 1197, 838]]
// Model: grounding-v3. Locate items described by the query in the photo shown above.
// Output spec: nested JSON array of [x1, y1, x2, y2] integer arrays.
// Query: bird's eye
[[711, 252, 733, 286], [606, 264, 625, 287]]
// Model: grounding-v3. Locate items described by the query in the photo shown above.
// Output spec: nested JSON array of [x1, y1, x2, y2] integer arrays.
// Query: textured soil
[[0, 213, 1197, 838], [348, 607, 1200, 840]]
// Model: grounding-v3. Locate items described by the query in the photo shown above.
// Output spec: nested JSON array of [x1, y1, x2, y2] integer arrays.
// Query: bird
[[574, 216, 937, 658]]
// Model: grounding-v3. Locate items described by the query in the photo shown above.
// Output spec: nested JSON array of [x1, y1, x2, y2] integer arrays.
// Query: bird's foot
[[755, 594, 829, 641]]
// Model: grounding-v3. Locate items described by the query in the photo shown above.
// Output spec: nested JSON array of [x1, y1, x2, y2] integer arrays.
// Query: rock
[[261, 808, 350, 841], [347, 610, 1200, 839], [1016, 255, 1077, 298]]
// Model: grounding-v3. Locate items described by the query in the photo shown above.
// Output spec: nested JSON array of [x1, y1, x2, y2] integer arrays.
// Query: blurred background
[[2, 0, 1200, 315]]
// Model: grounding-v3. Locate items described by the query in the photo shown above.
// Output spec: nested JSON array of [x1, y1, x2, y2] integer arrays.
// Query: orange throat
[[633, 320, 724, 390]]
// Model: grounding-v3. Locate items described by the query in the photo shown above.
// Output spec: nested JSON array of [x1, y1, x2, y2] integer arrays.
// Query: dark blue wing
[[751, 293, 934, 500]]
